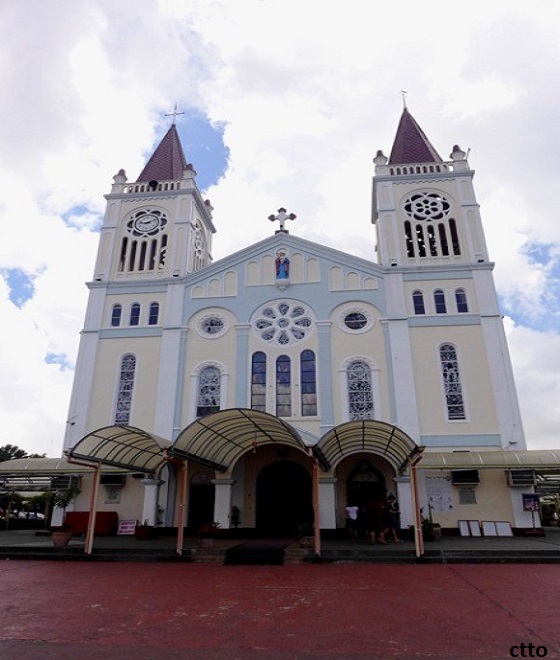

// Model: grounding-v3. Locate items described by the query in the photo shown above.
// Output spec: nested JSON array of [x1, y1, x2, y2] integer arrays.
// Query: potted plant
[[135, 520, 157, 540], [50, 486, 80, 547], [197, 522, 220, 547]]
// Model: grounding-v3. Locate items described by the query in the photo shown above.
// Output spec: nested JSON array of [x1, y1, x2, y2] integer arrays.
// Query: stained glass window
[[251, 352, 267, 412], [114, 354, 136, 424], [276, 355, 291, 417], [347, 360, 374, 421], [440, 343, 466, 420], [455, 289, 468, 313], [412, 291, 425, 315], [300, 350, 317, 416], [434, 289, 446, 314], [196, 366, 221, 418]]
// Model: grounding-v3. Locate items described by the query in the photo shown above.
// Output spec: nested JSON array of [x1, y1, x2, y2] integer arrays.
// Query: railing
[[388, 161, 452, 176], [123, 180, 180, 194]]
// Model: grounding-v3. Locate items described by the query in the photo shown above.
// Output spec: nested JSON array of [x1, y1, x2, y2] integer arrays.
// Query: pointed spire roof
[[136, 124, 188, 182], [389, 108, 442, 165]]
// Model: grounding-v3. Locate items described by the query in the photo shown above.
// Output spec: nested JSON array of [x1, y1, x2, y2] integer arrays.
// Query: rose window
[[252, 300, 314, 345], [403, 192, 450, 221]]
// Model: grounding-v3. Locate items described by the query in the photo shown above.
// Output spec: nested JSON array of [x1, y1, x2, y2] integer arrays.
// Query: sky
[[1, 0, 560, 456]]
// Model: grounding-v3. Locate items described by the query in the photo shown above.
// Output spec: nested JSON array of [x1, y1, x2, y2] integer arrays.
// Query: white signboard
[[426, 476, 454, 513]]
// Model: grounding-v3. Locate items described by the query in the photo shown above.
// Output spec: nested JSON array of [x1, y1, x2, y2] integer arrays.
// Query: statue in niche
[[275, 250, 290, 279]]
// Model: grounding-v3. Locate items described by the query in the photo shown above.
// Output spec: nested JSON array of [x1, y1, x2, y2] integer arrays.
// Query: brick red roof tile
[[389, 108, 442, 165], [136, 124, 187, 182]]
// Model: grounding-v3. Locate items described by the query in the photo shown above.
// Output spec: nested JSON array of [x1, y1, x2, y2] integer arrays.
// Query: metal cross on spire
[[268, 207, 296, 233], [400, 90, 408, 109], [165, 103, 185, 125]]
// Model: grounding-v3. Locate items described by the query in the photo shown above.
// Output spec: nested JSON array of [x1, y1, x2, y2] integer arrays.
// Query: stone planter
[[51, 530, 72, 547]]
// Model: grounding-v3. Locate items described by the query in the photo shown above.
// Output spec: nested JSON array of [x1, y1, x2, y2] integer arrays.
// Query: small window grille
[[130, 303, 141, 326], [434, 289, 447, 314], [111, 304, 122, 327], [148, 302, 159, 325], [412, 291, 425, 315], [455, 289, 468, 313], [458, 487, 477, 505]]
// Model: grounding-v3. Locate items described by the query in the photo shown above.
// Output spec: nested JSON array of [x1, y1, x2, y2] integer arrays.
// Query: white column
[[395, 477, 413, 528], [213, 479, 234, 528], [318, 478, 337, 529], [141, 478, 163, 525]]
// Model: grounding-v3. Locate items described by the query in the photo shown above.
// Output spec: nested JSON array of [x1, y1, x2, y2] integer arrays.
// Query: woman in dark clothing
[[383, 494, 403, 543]]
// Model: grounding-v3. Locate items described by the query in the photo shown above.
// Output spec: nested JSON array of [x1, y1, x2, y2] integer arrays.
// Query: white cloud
[[1, 0, 560, 454]]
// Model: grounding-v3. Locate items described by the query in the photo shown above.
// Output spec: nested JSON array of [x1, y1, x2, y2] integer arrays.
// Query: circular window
[[252, 300, 314, 345], [403, 192, 450, 222], [339, 307, 373, 334], [196, 315, 227, 338], [344, 312, 368, 330]]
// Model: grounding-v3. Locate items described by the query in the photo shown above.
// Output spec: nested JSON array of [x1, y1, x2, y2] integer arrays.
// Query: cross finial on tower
[[165, 103, 185, 125], [268, 207, 296, 233], [400, 90, 408, 109]]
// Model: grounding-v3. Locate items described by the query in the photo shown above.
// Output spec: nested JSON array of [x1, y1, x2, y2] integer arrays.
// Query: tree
[[0, 444, 46, 462]]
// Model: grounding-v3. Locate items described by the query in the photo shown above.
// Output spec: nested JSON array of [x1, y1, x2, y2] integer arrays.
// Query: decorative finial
[[165, 103, 185, 125], [400, 90, 408, 109], [268, 207, 296, 233]]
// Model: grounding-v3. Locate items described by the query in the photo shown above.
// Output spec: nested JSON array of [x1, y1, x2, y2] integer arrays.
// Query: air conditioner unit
[[100, 474, 126, 487], [507, 469, 536, 487], [451, 470, 480, 486]]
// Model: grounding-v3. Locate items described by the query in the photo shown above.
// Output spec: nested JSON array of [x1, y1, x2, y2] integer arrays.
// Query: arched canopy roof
[[170, 408, 309, 472], [314, 420, 421, 473], [67, 425, 170, 474]]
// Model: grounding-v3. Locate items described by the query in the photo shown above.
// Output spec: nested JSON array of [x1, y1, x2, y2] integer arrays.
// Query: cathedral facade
[[62, 109, 532, 535]]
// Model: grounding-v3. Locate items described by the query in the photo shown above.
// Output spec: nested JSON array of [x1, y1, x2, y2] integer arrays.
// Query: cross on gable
[[268, 207, 296, 233]]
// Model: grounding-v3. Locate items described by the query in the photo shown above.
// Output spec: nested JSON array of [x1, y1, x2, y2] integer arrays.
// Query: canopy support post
[[176, 461, 188, 555], [85, 463, 101, 555], [311, 452, 321, 559], [410, 457, 424, 558]]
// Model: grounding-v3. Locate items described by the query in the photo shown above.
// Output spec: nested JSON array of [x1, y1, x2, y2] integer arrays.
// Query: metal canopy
[[417, 449, 560, 470], [0, 457, 97, 475], [170, 408, 309, 472], [67, 425, 171, 474], [315, 420, 421, 472]]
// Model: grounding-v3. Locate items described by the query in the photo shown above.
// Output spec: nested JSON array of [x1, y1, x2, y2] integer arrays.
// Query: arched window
[[251, 352, 267, 412], [347, 360, 374, 420], [455, 288, 468, 313], [276, 355, 291, 417], [111, 304, 122, 327], [115, 354, 136, 424], [412, 290, 425, 315], [300, 350, 317, 416], [129, 303, 141, 326], [434, 289, 447, 314], [439, 344, 466, 420], [148, 302, 159, 325], [196, 366, 221, 418]]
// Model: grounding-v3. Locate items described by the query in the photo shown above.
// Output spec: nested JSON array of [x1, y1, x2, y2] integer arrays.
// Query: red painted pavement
[[0, 561, 558, 659]]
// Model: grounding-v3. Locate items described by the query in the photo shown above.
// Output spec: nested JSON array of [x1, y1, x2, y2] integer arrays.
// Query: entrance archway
[[256, 460, 312, 536], [346, 460, 387, 509], [187, 473, 215, 531]]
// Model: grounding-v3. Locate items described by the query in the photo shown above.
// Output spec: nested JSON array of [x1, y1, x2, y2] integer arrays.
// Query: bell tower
[[93, 123, 215, 284], [63, 121, 216, 451], [372, 108, 489, 268]]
